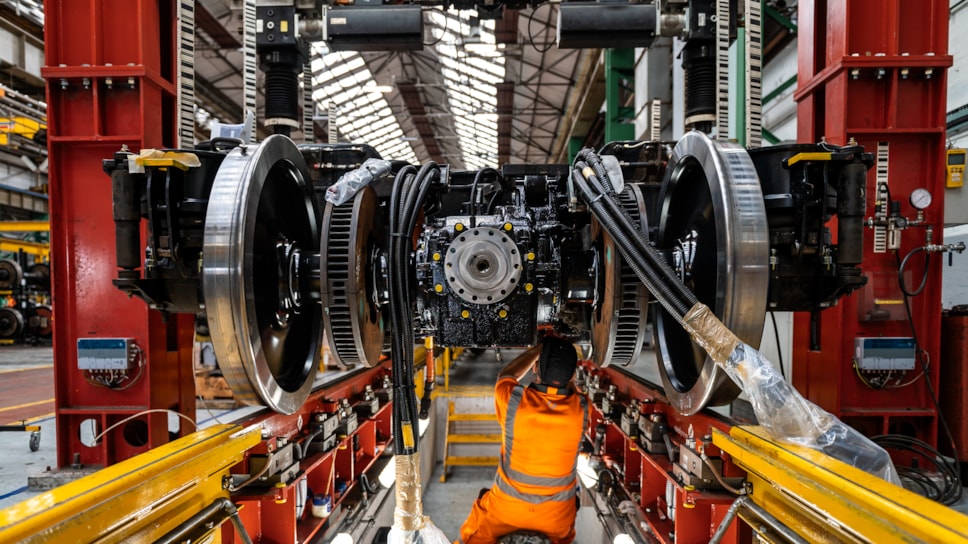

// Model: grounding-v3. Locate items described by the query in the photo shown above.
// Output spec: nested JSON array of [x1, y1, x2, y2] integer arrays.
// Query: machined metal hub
[[444, 227, 523, 305]]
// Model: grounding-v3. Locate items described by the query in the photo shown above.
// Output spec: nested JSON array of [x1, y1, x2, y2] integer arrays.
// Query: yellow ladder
[[440, 400, 501, 482]]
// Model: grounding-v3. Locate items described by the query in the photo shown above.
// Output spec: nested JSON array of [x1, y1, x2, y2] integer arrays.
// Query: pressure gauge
[[910, 188, 933, 210]]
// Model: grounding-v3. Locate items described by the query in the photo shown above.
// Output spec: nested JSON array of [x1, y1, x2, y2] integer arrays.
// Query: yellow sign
[[946, 148, 965, 188]]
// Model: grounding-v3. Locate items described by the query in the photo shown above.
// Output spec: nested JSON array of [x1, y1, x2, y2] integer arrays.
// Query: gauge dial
[[910, 188, 932, 210]]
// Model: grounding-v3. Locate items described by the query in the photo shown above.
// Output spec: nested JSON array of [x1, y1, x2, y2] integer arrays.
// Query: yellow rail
[[714, 426, 968, 543], [0, 238, 49, 259], [0, 221, 49, 232], [0, 424, 260, 543]]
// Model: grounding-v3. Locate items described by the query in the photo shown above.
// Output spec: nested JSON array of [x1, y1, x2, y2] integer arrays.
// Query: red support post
[[793, 1, 952, 445], [42, 0, 195, 468]]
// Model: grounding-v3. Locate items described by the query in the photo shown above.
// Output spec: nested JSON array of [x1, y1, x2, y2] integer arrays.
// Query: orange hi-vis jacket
[[458, 377, 589, 544]]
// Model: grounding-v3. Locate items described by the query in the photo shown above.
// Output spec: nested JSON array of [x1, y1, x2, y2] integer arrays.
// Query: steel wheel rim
[[654, 131, 769, 414], [203, 136, 321, 414]]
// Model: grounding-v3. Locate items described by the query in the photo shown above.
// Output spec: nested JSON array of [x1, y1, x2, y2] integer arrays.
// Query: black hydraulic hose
[[574, 152, 699, 313], [468, 167, 500, 218], [898, 246, 930, 297], [485, 190, 502, 214], [388, 162, 440, 455], [389, 166, 416, 233], [389, 166, 417, 454], [578, 149, 630, 224], [571, 166, 696, 319]]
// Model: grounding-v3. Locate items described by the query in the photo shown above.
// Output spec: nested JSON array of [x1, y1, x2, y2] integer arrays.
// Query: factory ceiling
[[195, 0, 591, 170], [2, 0, 796, 169]]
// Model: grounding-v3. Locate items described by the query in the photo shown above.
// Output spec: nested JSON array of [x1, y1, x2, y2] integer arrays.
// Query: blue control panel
[[853, 337, 916, 370], [77, 338, 134, 370]]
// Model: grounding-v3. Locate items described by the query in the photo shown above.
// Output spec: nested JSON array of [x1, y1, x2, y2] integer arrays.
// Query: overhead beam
[[398, 81, 445, 163], [0, 16, 45, 90], [496, 82, 513, 165], [195, 3, 242, 49], [552, 50, 605, 162], [495, 10, 519, 44]]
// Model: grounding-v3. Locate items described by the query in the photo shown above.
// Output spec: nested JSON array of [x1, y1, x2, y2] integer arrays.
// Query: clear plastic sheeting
[[387, 520, 451, 544], [684, 302, 901, 485], [723, 342, 901, 485], [325, 158, 392, 205], [389, 453, 450, 544]]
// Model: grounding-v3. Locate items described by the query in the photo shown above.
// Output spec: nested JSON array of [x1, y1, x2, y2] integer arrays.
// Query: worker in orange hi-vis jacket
[[456, 336, 589, 544]]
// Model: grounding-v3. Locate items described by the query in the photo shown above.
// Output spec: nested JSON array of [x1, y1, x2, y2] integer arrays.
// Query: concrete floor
[[0, 346, 55, 508]]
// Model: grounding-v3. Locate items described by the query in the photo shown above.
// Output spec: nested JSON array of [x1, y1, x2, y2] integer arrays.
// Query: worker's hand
[[536, 325, 558, 343]]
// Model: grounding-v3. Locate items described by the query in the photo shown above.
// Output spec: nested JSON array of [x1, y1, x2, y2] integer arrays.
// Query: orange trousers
[[456, 486, 576, 544]]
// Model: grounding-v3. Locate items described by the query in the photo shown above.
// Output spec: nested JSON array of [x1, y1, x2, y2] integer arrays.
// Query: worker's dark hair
[[537, 336, 578, 388]]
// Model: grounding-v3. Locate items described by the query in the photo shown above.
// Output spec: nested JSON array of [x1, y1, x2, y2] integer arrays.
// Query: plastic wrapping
[[387, 520, 450, 544], [682, 303, 740, 365], [325, 158, 392, 205], [722, 342, 901, 485], [388, 453, 451, 544], [681, 302, 900, 484]]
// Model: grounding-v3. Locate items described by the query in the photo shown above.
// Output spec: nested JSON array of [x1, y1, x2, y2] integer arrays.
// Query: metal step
[[446, 433, 501, 444], [444, 456, 499, 467]]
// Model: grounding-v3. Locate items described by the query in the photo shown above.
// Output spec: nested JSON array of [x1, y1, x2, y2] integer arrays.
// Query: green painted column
[[605, 48, 635, 143], [568, 136, 585, 164]]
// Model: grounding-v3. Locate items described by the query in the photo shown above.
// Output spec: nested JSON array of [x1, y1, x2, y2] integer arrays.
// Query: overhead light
[[331, 534, 354, 544], [365, 85, 394, 94], [462, 41, 497, 52], [613, 535, 634, 544]]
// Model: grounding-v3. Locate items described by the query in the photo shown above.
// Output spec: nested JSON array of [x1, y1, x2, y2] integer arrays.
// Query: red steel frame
[[42, 0, 196, 468], [582, 363, 749, 544], [222, 362, 394, 543], [793, 1, 952, 444]]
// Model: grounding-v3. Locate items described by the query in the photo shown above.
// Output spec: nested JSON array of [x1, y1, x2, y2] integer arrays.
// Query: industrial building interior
[[1, 0, 968, 542]]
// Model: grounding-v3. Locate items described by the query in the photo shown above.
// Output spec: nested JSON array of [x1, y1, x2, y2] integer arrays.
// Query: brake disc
[[203, 135, 321, 414], [320, 186, 386, 367], [590, 183, 650, 367], [654, 131, 769, 414]]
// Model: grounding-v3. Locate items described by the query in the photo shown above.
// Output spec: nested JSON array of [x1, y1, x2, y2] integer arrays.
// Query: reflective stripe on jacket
[[494, 377, 588, 504]]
